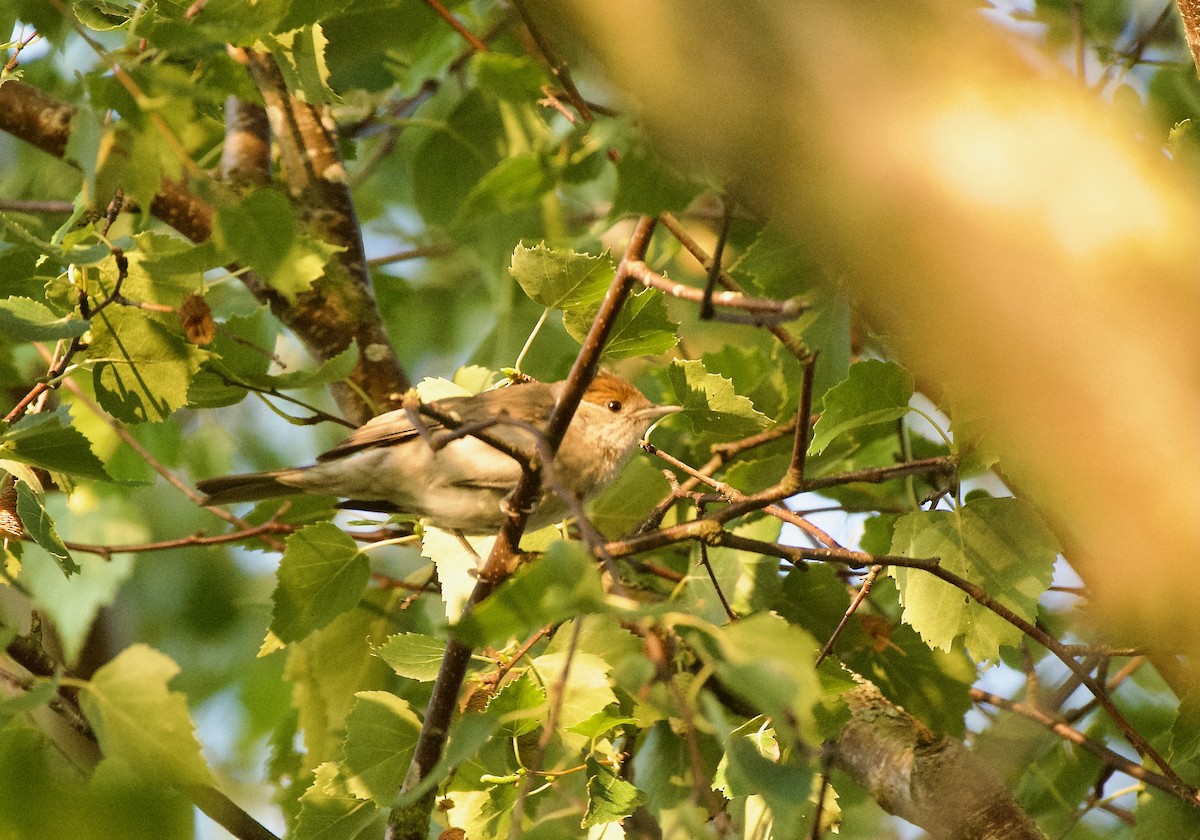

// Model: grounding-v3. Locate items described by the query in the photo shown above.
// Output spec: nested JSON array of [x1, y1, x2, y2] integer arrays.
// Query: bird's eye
[[607, 400, 622, 413]]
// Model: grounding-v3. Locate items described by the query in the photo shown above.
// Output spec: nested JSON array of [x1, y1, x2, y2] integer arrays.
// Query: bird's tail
[[196, 470, 306, 505]]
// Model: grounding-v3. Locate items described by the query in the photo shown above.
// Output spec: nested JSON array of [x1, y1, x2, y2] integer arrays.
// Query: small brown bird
[[196, 371, 680, 533]]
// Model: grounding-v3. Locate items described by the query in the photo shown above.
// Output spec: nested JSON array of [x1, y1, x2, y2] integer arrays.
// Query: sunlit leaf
[[80, 645, 215, 788], [271, 522, 371, 644], [889, 497, 1058, 660]]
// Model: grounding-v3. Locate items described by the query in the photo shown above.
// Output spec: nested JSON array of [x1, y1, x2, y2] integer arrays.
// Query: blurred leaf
[[1135, 788, 1200, 840], [269, 342, 360, 390], [808, 359, 913, 455], [343, 690, 422, 805], [271, 522, 371, 644], [80, 644, 215, 788], [612, 140, 701, 216], [214, 191, 343, 302], [529, 650, 616, 733], [472, 53, 551, 102], [375, 632, 445, 682], [889, 497, 1058, 660]]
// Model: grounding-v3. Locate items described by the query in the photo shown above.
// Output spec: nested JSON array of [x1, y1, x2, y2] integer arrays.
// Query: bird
[[196, 371, 681, 534]]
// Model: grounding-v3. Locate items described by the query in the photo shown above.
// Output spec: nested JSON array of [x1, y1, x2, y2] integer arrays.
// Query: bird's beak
[[635, 404, 684, 421]]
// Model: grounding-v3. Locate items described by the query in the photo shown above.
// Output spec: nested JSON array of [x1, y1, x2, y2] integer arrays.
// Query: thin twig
[[815, 565, 883, 665], [625, 260, 805, 324], [509, 0, 593, 122], [421, 0, 489, 53]]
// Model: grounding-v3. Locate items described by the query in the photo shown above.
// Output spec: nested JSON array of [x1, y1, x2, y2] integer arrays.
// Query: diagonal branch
[[387, 216, 660, 840]]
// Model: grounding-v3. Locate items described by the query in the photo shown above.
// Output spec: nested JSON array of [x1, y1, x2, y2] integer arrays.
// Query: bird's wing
[[316, 382, 558, 462], [316, 409, 434, 461]]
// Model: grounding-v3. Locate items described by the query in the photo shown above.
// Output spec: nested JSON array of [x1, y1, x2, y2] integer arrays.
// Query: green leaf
[[80, 644, 215, 788], [612, 140, 701, 217], [393, 712, 499, 809], [1136, 789, 1200, 840], [87, 306, 208, 423], [294, 761, 380, 840], [568, 708, 638, 740], [528, 650, 617, 733], [704, 613, 822, 744], [214, 190, 342, 302], [460, 154, 556, 220], [343, 691, 422, 805], [267, 25, 338, 107], [421, 526, 489, 623], [509, 243, 612, 310], [888, 497, 1058, 659], [269, 342, 360, 390], [16, 482, 78, 575], [472, 53, 551, 102], [374, 632, 445, 682], [582, 756, 645, 828], [454, 541, 608, 647], [1, 409, 110, 482], [808, 360, 914, 455], [17, 497, 139, 665], [271, 522, 371, 644], [0, 297, 88, 340], [0, 677, 58, 727], [564, 287, 680, 359], [667, 358, 771, 436], [717, 733, 815, 833], [486, 671, 546, 737]]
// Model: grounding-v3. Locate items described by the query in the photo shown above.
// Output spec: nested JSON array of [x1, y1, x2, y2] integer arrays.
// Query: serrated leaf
[[808, 360, 914, 455], [667, 359, 771, 436], [888, 497, 1058, 660], [1, 409, 110, 482], [0, 297, 88, 340], [271, 522, 370, 643], [343, 691, 422, 804], [294, 762, 379, 840], [80, 644, 215, 788], [453, 541, 607, 647], [375, 632, 445, 682], [88, 307, 208, 423], [16, 482, 77, 575], [510, 243, 612, 310], [421, 526, 489, 623], [564, 287, 680, 359], [267, 24, 339, 107], [486, 671, 546, 737], [583, 756, 645, 828]]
